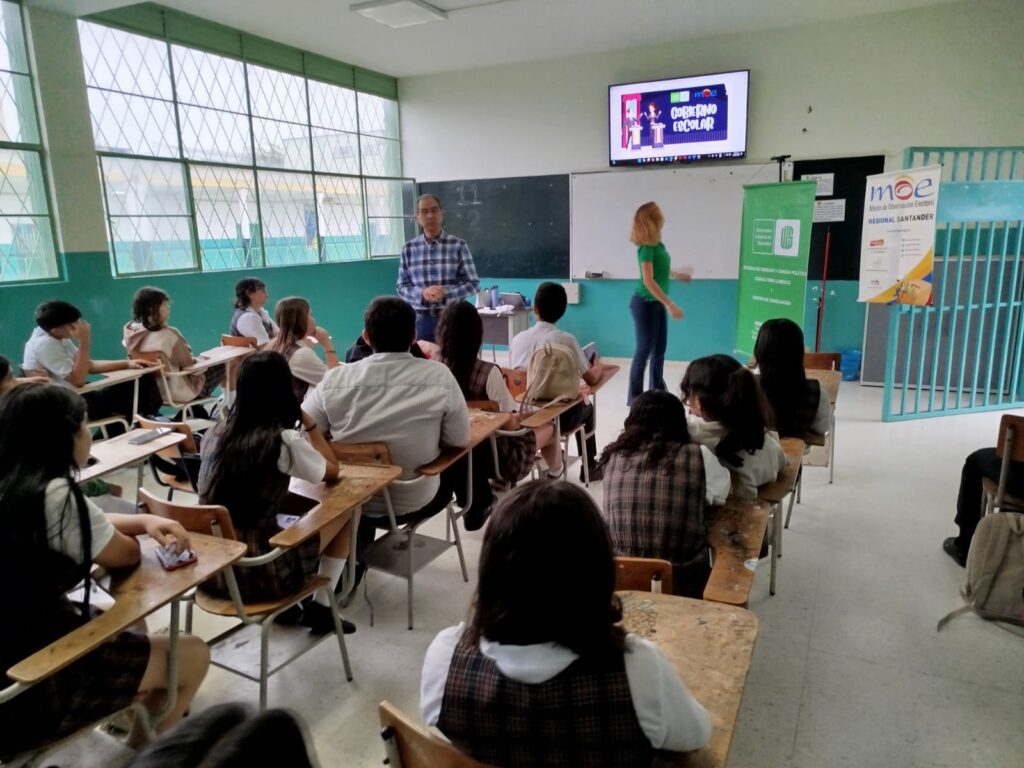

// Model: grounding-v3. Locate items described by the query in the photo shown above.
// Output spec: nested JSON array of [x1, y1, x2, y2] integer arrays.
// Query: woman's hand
[[141, 515, 190, 553], [671, 270, 693, 282], [126, 359, 160, 370], [668, 303, 684, 320], [314, 326, 332, 345]]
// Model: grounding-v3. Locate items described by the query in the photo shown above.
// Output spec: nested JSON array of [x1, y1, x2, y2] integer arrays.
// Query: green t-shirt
[[635, 242, 670, 301]]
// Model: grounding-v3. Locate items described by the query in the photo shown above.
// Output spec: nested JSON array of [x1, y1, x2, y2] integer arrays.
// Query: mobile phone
[[581, 341, 599, 365], [86, 456, 99, 467], [155, 545, 197, 571]]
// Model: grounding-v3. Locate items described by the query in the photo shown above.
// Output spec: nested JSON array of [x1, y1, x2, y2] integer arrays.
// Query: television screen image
[[609, 70, 749, 167]]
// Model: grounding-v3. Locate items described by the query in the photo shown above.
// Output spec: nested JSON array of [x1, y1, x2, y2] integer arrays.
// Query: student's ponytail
[[714, 365, 768, 467]]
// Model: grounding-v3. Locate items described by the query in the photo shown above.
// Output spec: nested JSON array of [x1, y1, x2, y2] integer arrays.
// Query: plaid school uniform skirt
[[206, 525, 321, 603]]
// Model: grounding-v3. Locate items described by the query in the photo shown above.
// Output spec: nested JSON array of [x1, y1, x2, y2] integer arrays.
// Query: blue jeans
[[415, 312, 439, 344], [628, 292, 668, 405]]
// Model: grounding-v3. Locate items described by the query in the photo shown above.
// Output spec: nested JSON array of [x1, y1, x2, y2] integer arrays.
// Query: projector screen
[[609, 70, 749, 167]]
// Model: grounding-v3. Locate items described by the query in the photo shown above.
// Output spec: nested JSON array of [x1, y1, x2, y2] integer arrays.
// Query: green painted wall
[[481, 277, 865, 361], [0, 252, 400, 362]]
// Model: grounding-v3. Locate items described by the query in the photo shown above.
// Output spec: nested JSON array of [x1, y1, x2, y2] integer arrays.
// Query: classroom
[[1, 0, 1022, 766]]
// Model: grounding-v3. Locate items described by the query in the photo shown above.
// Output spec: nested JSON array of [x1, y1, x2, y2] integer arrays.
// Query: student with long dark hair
[[269, 296, 340, 401], [421, 481, 711, 766], [198, 352, 354, 635], [753, 318, 829, 437], [228, 277, 278, 345], [681, 354, 786, 498], [600, 391, 730, 597], [124, 286, 224, 408], [0, 383, 208, 756], [433, 301, 561, 529]]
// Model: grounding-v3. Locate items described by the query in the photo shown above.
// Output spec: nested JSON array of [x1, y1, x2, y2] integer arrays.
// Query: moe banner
[[734, 180, 816, 357], [858, 165, 941, 305]]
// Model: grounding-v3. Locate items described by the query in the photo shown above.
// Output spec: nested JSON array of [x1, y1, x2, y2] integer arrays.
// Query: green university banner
[[734, 180, 817, 357]]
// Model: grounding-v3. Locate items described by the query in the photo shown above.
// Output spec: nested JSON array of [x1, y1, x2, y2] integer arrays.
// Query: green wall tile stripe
[[85, 2, 397, 97]]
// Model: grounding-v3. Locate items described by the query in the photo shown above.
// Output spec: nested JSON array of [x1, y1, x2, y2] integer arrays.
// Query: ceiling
[[28, 0, 959, 78]]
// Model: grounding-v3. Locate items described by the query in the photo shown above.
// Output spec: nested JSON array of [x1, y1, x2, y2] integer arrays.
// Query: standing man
[[396, 194, 480, 343]]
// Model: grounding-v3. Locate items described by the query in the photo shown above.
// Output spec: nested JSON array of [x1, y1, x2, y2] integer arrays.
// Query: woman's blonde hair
[[630, 201, 664, 246]]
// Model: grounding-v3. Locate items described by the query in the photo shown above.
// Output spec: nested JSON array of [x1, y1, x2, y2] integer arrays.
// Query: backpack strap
[[936, 604, 972, 632]]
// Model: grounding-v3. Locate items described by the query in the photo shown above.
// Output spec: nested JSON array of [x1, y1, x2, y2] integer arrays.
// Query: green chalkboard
[[418, 175, 569, 279]]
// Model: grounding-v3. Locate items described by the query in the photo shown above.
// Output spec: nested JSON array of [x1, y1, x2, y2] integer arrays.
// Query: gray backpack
[[522, 342, 580, 405], [937, 512, 1024, 631]]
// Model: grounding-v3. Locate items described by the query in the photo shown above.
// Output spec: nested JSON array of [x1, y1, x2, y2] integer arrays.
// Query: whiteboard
[[570, 162, 777, 280]]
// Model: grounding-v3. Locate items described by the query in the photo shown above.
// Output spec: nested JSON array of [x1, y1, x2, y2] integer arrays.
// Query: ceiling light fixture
[[351, 0, 448, 29]]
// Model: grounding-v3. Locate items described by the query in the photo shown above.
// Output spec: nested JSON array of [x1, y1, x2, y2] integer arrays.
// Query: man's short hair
[[533, 282, 568, 323], [416, 193, 442, 211], [35, 300, 81, 332], [364, 297, 416, 353]]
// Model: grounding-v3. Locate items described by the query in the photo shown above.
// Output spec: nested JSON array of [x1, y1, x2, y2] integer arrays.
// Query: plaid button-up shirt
[[396, 230, 480, 311]]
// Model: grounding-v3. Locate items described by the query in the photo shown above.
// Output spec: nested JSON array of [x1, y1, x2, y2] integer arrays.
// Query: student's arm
[[300, 411, 340, 482], [95, 513, 192, 568], [420, 624, 464, 726], [312, 327, 341, 369], [235, 312, 270, 345], [444, 242, 481, 302], [640, 261, 683, 320], [624, 635, 712, 752], [700, 446, 732, 504], [90, 358, 156, 374], [582, 360, 603, 387], [440, 380, 471, 449], [65, 320, 93, 387]]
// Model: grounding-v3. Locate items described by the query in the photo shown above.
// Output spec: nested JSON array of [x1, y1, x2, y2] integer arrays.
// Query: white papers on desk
[[478, 304, 517, 316]]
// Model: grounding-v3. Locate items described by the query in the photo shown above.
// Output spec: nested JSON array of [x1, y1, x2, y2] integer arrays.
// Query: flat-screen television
[[609, 69, 749, 167]]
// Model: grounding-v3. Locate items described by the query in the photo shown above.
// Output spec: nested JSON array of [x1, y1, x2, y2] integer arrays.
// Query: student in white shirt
[[22, 300, 162, 428], [681, 354, 787, 498], [421, 481, 711, 767], [509, 282, 603, 481], [0, 383, 207, 754], [269, 296, 340, 401], [228, 277, 278, 345], [302, 297, 469, 561]]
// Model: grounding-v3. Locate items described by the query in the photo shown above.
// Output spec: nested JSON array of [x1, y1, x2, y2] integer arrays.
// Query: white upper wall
[[400, 0, 1024, 182]]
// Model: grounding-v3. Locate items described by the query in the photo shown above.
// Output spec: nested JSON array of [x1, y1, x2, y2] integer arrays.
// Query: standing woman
[[229, 277, 278, 346], [628, 202, 691, 405]]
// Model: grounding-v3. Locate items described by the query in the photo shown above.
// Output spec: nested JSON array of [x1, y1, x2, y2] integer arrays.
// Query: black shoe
[[300, 601, 357, 635], [942, 537, 968, 567], [273, 603, 305, 625], [462, 504, 493, 532], [335, 563, 365, 596], [580, 463, 603, 483]]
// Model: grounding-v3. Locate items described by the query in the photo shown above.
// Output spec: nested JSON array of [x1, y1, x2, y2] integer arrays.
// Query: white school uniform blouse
[[687, 416, 787, 498]]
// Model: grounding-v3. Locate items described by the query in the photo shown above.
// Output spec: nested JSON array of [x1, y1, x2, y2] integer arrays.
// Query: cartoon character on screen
[[622, 100, 642, 151], [644, 103, 664, 149]]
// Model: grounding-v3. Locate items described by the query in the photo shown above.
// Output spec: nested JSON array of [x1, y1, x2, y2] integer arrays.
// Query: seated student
[[681, 354, 787, 499], [303, 297, 469, 553], [228, 277, 278, 346], [753, 318, 830, 437], [509, 281, 604, 482], [123, 286, 225, 409], [943, 447, 1024, 567], [269, 296, 340, 401], [23, 300, 162, 426], [433, 301, 563, 529], [0, 383, 208, 756], [421, 481, 712, 766], [0, 353, 47, 396], [198, 352, 355, 635], [343, 331, 427, 363], [600, 390, 730, 597]]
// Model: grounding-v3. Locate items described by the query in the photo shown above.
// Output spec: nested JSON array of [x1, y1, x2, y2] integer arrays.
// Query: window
[[0, 1, 59, 284], [79, 19, 412, 276]]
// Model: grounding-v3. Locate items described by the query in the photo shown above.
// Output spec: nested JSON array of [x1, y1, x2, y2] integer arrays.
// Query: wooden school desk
[[4, 535, 246, 728], [286, 462, 403, 601], [77, 366, 155, 421], [618, 591, 759, 768], [80, 428, 187, 497], [186, 344, 255, 402]]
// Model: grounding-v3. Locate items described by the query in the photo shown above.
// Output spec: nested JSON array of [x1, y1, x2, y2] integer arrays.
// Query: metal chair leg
[[259, 622, 271, 711], [449, 507, 470, 582], [407, 532, 415, 630], [329, 600, 354, 682], [769, 503, 780, 596]]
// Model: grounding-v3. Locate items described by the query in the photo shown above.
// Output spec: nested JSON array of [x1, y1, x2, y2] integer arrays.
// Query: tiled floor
[[46, 357, 1024, 767]]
